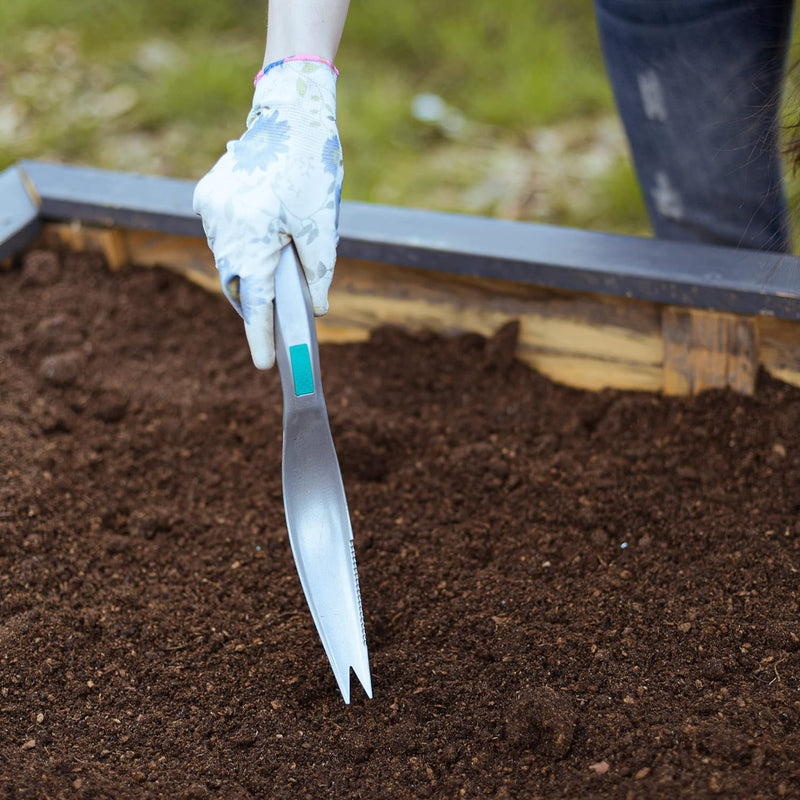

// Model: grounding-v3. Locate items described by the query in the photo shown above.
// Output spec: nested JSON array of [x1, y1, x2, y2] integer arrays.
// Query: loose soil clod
[[1, 250, 799, 798]]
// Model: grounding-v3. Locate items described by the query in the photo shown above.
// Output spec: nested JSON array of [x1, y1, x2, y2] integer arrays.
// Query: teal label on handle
[[289, 344, 314, 396]]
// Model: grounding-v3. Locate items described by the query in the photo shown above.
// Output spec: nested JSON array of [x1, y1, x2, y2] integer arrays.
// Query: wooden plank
[[317, 309, 663, 393], [40, 223, 218, 292], [41, 222, 129, 270], [326, 258, 664, 382], [662, 307, 757, 395], [521, 353, 662, 392], [117, 229, 218, 290], [33, 221, 800, 396], [38, 222, 665, 392], [319, 310, 665, 391]]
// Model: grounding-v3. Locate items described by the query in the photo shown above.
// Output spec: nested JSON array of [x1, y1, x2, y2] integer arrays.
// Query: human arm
[[192, 1, 351, 369], [264, 0, 350, 63]]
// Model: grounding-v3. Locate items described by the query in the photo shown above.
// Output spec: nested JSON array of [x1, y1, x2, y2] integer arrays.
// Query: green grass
[[0, 0, 636, 232], [341, 0, 610, 126], [1, 0, 798, 242]]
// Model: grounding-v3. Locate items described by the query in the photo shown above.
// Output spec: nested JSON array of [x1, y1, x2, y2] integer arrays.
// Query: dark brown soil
[[1, 249, 799, 799]]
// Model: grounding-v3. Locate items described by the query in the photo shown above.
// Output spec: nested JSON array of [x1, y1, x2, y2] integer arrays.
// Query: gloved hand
[[193, 58, 343, 369]]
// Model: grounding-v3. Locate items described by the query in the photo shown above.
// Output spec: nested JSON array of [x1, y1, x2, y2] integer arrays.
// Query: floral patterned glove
[[193, 59, 343, 369]]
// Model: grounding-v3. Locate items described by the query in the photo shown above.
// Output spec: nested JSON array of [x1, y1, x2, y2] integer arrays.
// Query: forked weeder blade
[[325, 637, 372, 704], [334, 670, 351, 705], [355, 663, 373, 700], [331, 666, 372, 705]]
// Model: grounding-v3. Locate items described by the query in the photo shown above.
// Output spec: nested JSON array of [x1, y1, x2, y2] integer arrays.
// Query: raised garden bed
[[1, 162, 799, 797]]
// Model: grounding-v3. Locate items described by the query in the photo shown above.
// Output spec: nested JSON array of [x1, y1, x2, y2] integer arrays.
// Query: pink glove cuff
[[254, 55, 339, 87]]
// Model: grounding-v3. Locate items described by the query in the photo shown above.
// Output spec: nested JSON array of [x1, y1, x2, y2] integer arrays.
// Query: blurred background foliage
[[1, 0, 799, 239]]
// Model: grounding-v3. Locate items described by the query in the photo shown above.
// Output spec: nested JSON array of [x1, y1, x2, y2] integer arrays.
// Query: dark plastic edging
[[0, 165, 41, 262], [2, 159, 799, 319]]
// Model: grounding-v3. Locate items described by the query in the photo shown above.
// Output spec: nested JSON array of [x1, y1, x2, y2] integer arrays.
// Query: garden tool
[[273, 244, 373, 704]]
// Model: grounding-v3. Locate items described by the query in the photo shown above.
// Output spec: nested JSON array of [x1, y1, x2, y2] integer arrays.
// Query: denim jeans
[[594, 0, 793, 251]]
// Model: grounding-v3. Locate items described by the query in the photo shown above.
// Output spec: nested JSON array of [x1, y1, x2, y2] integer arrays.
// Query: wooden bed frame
[[3, 160, 799, 394]]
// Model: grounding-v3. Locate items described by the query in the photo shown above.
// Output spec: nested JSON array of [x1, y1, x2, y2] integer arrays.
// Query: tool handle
[[274, 244, 324, 411]]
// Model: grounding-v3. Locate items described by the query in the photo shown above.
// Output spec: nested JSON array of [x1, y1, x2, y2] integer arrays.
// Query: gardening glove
[[193, 58, 343, 369]]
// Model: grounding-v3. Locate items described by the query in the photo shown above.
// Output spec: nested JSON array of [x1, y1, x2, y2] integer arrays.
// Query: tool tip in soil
[[332, 656, 373, 705]]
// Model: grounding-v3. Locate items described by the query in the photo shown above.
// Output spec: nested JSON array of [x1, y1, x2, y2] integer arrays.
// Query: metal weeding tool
[[273, 244, 372, 704]]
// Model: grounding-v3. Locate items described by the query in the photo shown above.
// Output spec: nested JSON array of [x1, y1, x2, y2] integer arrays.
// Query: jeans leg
[[593, 0, 793, 252]]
